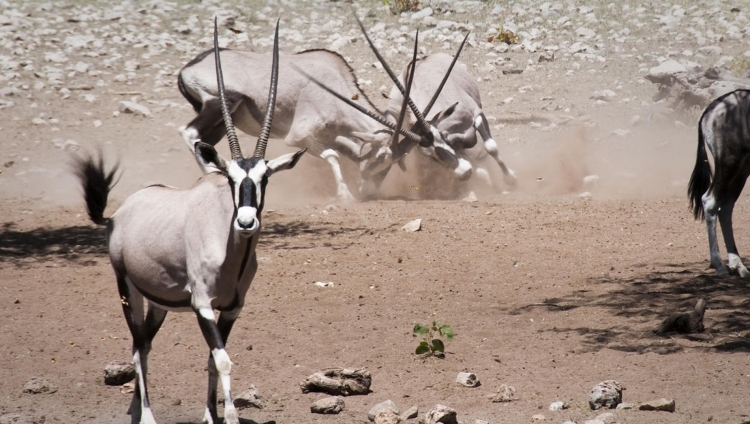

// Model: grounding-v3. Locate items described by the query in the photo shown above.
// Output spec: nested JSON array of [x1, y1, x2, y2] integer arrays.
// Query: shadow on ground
[[507, 262, 750, 354], [0, 222, 107, 266]]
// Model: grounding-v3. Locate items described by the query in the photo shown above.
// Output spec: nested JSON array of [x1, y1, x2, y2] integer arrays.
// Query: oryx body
[[689, 89, 750, 277], [178, 47, 470, 200], [76, 22, 306, 424], [387, 53, 517, 194]]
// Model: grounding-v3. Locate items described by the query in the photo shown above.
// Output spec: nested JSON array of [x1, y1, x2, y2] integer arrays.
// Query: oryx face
[[227, 158, 268, 236], [416, 125, 472, 182]]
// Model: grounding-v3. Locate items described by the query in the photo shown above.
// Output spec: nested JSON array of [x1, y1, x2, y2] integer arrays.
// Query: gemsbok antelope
[[355, 20, 517, 194], [178, 24, 470, 200], [689, 89, 750, 277], [74, 20, 305, 424]]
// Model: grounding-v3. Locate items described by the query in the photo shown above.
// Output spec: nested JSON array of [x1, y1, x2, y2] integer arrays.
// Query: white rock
[[411, 7, 433, 20], [461, 191, 478, 203], [576, 27, 596, 39], [44, 52, 67, 63], [74, 62, 90, 73], [647, 60, 686, 80], [425, 404, 457, 424], [579, 191, 593, 200], [368, 400, 399, 421], [549, 401, 569, 411], [402, 219, 421, 232], [118, 101, 151, 117], [313, 281, 334, 288], [595, 412, 616, 423]]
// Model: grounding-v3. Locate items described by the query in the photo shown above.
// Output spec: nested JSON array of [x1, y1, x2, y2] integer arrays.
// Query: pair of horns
[[213, 17, 279, 159], [356, 17, 468, 131]]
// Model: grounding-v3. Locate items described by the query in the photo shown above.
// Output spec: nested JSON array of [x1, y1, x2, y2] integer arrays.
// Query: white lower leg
[[483, 138, 517, 186], [133, 351, 157, 424], [475, 168, 492, 186], [703, 195, 726, 274], [212, 348, 239, 424], [321, 149, 354, 200], [727, 253, 749, 277]]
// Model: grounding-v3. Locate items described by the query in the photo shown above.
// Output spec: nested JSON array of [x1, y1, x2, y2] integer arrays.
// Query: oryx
[[74, 21, 305, 424], [355, 20, 517, 195], [178, 27, 470, 200], [688, 89, 750, 277]]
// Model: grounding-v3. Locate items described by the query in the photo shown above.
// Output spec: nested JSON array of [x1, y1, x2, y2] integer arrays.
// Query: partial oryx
[[689, 89, 750, 277], [74, 21, 305, 424], [356, 20, 517, 195], [178, 25, 470, 200]]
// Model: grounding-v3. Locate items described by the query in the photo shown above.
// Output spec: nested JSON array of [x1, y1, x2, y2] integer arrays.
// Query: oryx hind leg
[[474, 113, 517, 187], [702, 190, 727, 275], [195, 307, 240, 424], [717, 177, 750, 277], [117, 274, 167, 424]]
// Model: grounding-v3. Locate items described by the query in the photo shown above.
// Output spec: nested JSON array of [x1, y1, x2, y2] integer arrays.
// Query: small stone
[[615, 403, 635, 410], [118, 101, 151, 117], [104, 361, 135, 386], [400, 405, 418, 420], [172, 398, 182, 406], [582, 175, 599, 190], [489, 384, 516, 402], [74, 62, 90, 73], [590, 90, 616, 101], [583, 420, 604, 424], [579, 192, 593, 200], [610, 129, 630, 137], [638, 398, 675, 412], [576, 27, 596, 39], [461, 191, 478, 203], [22, 378, 57, 394], [456, 372, 480, 387], [120, 381, 135, 394], [234, 384, 262, 409], [374, 410, 402, 424], [589, 380, 623, 410], [595, 412, 616, 423], [369, 400, 399, 421], [402, 219, 421, 232], [538, 51, 555, 62], [531, 414, 546, 421], [311, 396, 345, 414], [549, 401, 569, 411], [425, 404, 457, 424]]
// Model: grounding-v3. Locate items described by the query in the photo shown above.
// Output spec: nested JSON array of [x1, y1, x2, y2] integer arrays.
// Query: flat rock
[[589, 380, 623, 410], [311, 396, 345, 414], [489, 384, 517, 402], [118, 101, 151, 117], [401, 405, 418, 420], [646, 60, 687, 83], [425, 404, 457, 424], [104, 361, 135, 386], [595, 412, 617, 423], [531, 414, 546, 421], [456, 372, 480, 387], [300, 367, 371, 396], [638, 398, 675, 412], [374, 410, 401, 424], [402, 219, 422, 232], [22, 377, 57, 394], [234, 384, 263, 409], [369, 400, 399, 421]]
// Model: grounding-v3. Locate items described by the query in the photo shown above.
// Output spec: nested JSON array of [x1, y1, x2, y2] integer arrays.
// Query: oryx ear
[[194, 141, 228, 172], [430, 102, 459, 124], [266, 148, 306, 176]]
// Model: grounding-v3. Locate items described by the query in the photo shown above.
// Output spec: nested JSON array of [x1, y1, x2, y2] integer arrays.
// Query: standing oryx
[[74, 21, 305, 424], [178, 26, 470, 200], [689, 89, 750, 277], [355, 20, 517, 195]]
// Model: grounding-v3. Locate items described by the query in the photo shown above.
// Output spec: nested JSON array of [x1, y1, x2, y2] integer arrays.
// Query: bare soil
[[2, 1, 750, 424]]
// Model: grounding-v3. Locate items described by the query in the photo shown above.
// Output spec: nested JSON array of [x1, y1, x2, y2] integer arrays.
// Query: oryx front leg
[[718, 199, 750, 277], [195, 307, 239, 424], [321, 149, 355, 200], [474, 114, 517, 187]]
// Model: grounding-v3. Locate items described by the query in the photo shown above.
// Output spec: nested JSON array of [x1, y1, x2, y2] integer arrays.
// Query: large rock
[[654, 298, 706, 335], [638, 398, 675, 412], [300, 367, 371, 396], [22, 378, 57, 394], [104, 362, 135, 386], [645, 60, 687, 84], [589, 380, 623, 410], [425, 404, 457, 424], [369, 400, 399, 421], [311, 396, 345, 414]]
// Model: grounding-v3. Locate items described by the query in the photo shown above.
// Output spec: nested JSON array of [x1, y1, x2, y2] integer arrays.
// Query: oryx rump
[[689, 89, 750, 277]]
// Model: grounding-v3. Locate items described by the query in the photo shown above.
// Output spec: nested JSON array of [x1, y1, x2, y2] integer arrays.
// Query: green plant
[[487, 27, 520, 44], [728, 56, 750, 78], [413, 321, 454, 357], [385, 0, 421, 15]]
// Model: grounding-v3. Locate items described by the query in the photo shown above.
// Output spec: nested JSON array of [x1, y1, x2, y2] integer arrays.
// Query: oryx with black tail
[[74, 20, 305, 424], [356, 19, 517, 193], [689, 89, 750, 277], [178, 24, 469, 200]]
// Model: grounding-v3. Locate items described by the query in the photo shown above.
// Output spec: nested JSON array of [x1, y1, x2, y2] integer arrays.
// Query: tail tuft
[[687, 122, 711, 221], [72, 149, 120, 225]]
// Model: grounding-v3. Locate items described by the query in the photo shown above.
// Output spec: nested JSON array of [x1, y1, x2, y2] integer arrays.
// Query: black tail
[[72, 150, 120, 226], [177, 72, 203, 113], [687, 120, 712, 221]]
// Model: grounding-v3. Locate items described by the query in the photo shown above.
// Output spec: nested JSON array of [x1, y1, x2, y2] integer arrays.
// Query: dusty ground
[[2, 1, 750, 423]]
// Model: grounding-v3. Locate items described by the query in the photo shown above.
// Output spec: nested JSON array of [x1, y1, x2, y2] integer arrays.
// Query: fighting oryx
[[688, 89, 750, 277], [74, 21, 305, 424], [355, 20, 517, 195], [178, 26, 470, 200]]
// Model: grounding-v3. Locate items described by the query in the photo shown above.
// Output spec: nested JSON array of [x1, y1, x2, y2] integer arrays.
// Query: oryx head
[[356, 18, 473, 182], [201, 18, 305, 237]]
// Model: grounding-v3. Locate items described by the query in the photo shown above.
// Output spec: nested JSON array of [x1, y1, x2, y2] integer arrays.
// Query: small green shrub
[[729, 56, 750, 78], [385, 0, 421, 15], [413, 321, 454, 357]]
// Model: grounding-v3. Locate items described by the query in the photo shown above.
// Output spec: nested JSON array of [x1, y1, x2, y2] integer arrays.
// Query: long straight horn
[[422, 31, 469, 118], [356, 17, 429, 132], [289, 63, 421, 142], [254, 19, 280, 159], [391, 30, 419, 147], [213, 16, 242, 159]]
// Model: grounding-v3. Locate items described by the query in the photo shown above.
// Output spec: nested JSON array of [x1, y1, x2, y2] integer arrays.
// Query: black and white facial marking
[[422, 126, 472, 181], [227, 158, 268, 236]]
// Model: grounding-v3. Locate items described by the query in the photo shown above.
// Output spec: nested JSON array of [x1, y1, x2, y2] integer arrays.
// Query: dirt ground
[[2, 1, 750, 423]]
